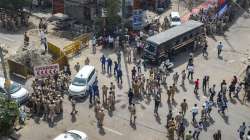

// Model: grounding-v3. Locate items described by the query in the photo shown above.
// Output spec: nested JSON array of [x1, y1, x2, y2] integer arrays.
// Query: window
[[0, 87, 6, 94], [72, 77, 87, 86], [88, 69, 95, 82]]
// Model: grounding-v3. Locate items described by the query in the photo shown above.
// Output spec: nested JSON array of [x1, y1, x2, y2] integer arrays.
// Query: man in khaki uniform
[[171, 84, 176, 101], [167, 118, 176, 140], [180, 99, 188, 116], [97, 108, 105, 127], [43, 98, 49, 121], [48, 101, 56, 125], [102, 85, 108, 104]]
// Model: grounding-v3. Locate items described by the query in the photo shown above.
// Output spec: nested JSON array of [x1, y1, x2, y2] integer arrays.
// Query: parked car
[[169, 12, 182, 27], [68, 65, 97, 98], [54, 130, 88, 140], [0, 77, 29, 104]]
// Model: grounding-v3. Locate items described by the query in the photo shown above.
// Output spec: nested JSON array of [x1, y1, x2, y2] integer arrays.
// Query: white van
[[68, 65, 97, 98], [54, 130, 88, 140], [170, 12, 182, 27]]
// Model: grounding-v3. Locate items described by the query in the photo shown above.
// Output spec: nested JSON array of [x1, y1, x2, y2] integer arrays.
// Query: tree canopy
[[105, 0, 121, 32], [0, 0, 31, 11], [0, 96, 19, 136]]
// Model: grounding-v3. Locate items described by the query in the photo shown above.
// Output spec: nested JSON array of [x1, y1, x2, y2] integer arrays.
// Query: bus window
[[145, 44, 156, 53]]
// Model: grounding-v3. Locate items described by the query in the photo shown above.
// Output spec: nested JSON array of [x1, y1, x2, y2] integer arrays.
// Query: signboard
[[34, 64, 59, 77], [132, 9, 143, 30]]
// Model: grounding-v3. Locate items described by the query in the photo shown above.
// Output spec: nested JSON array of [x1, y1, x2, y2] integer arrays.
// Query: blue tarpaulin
[[217, 4, 228, 17]]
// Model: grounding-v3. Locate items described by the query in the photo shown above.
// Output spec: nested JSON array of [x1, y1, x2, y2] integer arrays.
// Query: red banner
[[52, 0, 64, 14]]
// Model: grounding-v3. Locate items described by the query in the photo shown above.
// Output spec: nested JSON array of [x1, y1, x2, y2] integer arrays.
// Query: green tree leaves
[[0, 96, 19, 135]]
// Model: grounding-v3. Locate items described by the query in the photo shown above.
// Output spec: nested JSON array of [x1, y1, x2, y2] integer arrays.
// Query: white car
[[68, 65, 97, 98], [54, 130, 88, 140], [169, 12, 182, 27], [0, 77, 29, 104]]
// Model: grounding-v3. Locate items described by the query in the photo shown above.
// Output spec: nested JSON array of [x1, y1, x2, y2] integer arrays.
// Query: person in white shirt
[[191, 104, 199, 122], [40, 30, 48, 52], [187, 65, 194, 80]]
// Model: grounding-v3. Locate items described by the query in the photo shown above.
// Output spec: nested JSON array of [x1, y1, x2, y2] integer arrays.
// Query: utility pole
[[0, 45, 11, 100]]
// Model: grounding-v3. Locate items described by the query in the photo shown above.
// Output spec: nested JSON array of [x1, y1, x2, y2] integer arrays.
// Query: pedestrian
[[24, 31, 29, 47], [40, 30, 48, 52], [127, 47, 132, 63], [117, 51, 121, 64], [117, 68, 123, 84], [173, 72, 179, 85], [181, 70, 186, 86], [167, 118, 176, 140], [154, 93, 161, 116], [130, 104, 136, 124], [74, 62, 80, 72], [167, 88, 171, 103], [177, 122, 185, 140], [108, 91, 114, 111], [107, 57, 112, 75], [100, 55, 106, 72], [102, 85, 108, 104], [131, 66, 137, 80], [186, 130, 193, 140], [202, 42, 208, 57], [191, 104, 199, 122], [170, 84, 176, 101], [114, 61, 118, 76], [180, 99, 188, 116], [128, 88, 134, 105], [70, 98, 78, 115], [85, 57, 90, 65], [48, 101, 56, 125], [194, 79, 199, 95], [187, 64, 194, 80], [97, 108, 105, 127], [202, 76, 209, 92], [229, 82, 235, 98], [234, 83, 242, 98], [166, 110, 173, 128], [89, 86, 93, 104], [213, 130, 222, 140], [220, 80, 227, 94], [217, 42, 223, 57], [209, 84, 216, 102], [193, 121, 203, 140], [238, 122, 246, 140], [92, 36, 96, 54]]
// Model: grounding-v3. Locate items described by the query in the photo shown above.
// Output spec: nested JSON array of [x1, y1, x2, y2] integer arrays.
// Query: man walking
[[107, 57, 112, 75], [128, 88, 134, 105], [130, 104, 136, 124], [181, 70, 186, 86], [100, 55, 106, 72], [117, 68, 123, 84], [180, 99, 188, 116], [191, 104, 199, 122], [217, 42, 223, 57], [154, 93, 161, 116], [187, 64, 194, 80], [173, 72, 179, 85], [74, 62, 80, 72], [102, 85, 108, 104], [194, 79, 199, 95], [238, 122, 246, 140]]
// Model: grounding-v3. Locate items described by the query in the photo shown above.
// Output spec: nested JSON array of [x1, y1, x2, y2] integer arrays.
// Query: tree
[[0, 0, 31, 11], [105, 0, 121, 32], [0, 96, 19, 136]]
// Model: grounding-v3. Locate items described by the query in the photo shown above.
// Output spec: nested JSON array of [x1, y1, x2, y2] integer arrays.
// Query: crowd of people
[[190, 3, 234, 35], [23, 71, 71, 127], [0, 9, 29, 32]]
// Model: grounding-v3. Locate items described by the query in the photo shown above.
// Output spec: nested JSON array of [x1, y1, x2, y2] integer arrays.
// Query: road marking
[[0, 36, 14, 42], [103, 126, 123, 136]]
